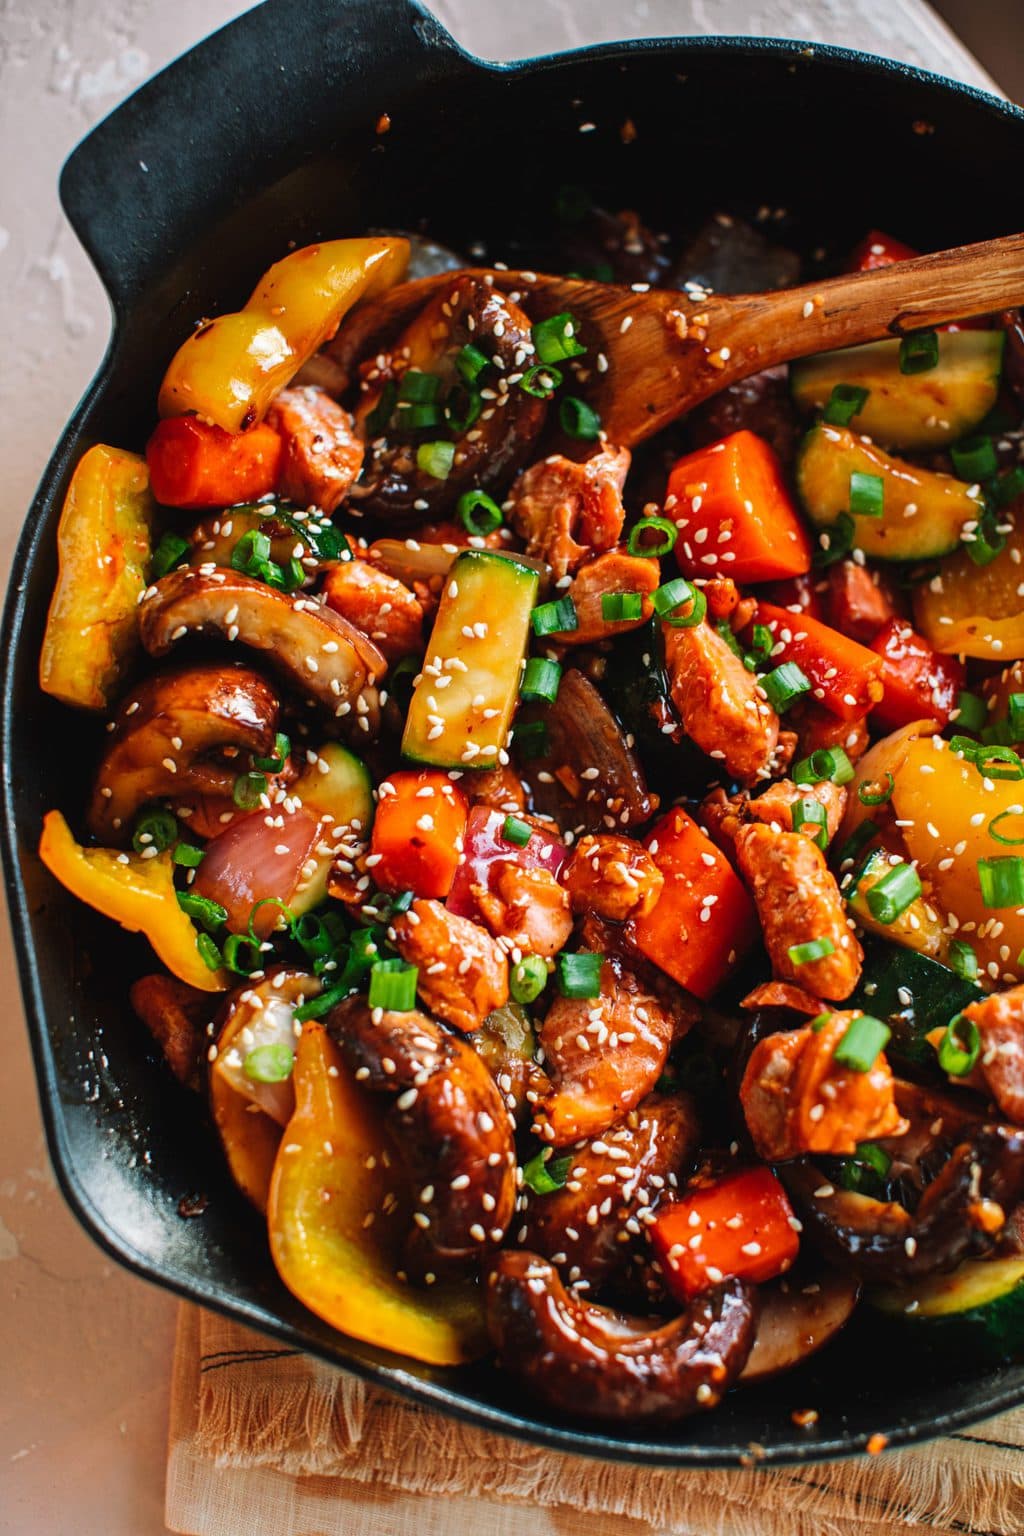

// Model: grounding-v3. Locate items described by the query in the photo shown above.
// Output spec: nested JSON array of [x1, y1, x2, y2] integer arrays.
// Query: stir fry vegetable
[[35, 211, 1024, 1424]]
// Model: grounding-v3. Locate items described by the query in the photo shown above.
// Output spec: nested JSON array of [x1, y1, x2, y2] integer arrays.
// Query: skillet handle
[[59, 0, 477, 313]]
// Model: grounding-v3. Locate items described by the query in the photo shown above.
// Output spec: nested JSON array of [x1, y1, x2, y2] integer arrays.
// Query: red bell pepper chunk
[[369, 770, 469, 900], [667, 430, 813, 584], [822, 559, 899, 645], [847, 229, 920, 272], [628, 808, 756, 1000], [760, 570, 825, 621], [446, 805, 567, 923], [146, 417, 283, 509], [870, 618, 965, 732], [649, 1166, 800, 1300], [754, 601, 885, 721]]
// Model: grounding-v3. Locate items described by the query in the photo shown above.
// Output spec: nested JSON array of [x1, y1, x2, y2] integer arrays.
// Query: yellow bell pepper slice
[[39, 445, 153, 711], [892, 737, 1024, 986], [158, 237, 409, 433], [38, 810, 227, 993], [268, 1023, 488, 1365], [913, 520, 1024, 659]]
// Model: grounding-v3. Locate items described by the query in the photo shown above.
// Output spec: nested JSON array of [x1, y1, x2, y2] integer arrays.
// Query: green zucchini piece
[[849, 936, 983, 1076], [401, 550, 539, 769], [868, 1255, 1024, 1364], [796, 424, 980, 561], [845, 847, 947, 960], [289, 743, 374, 915], [791, 331, 1004, 451]]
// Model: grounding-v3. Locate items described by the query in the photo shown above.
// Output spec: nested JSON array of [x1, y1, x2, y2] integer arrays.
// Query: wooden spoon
[[332, 232, 1024, 447]]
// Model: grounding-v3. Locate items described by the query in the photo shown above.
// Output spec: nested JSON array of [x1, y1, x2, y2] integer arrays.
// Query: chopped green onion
[[955, 690, 987, 734], [501, 815, 532, 848], [833, 1013, 891, 1072], [978, 855, 1024, 908], [793, 798, 828, 850], [1010, 694, 1024, 740], [793, 746, 855, 786], [364, 380, 397, 436], [823, 383, 870, 427], [294, 982, 350, 1023], [988, 809, 1024, 846], [456, 489, 503, 536], [839, 1140, 891, 1194], [398, 369, 441, 403], [291, 912, 335, 962], [788, 935, 835, 965], [937, 1013, 981, 1077], [601, 591, 644, 622], [992, 465, 1024, 509], [531, 596, 577, 636], [512, 720, 549, 760], [951, 434, 998, 483], [247, 897, 294, 943], [653, 578, 706, 629], [975, 744, 1024, 780], [518, 363, 563, 399], [899, 330, 939, 374], [948, 939, 978, 982], [368, 958, 418, 1011], [814, 512, 856, 567], [966, 506, 1006, 567], [948, 733, 982, 759], [233, 771, 268, 809], [243, 1042, 294, 1082], [231, 528, 272, 574], [849, 471, 884, 518], [532, 312, 586, 364], [520, 657, 561, 704], [522, 1149, 572, 1195], [716, 621, 745, 661], [557, 951, 604, 999], [151, 532, 191, 578], [333, 926, 384, 991], [196, 933, 222, 970], [416, 440, 456, 480], [131, 806, 178, 855], [745, 623, 775, 671], [253, 732, 290, 773], [222, 933, 263, 975], [865, 861, 921, 924], [456, 344, 490, 384], [559, 395, 602, 440], [443, 385, 482, 435], [178, 891, 228, 933], [402, 401, 443, 430], [510, 954, 548, 1005], [627, 516, 678, 558], [810, 1012, 833, 1033], [858, 772, 895, 807], [172, 842, 205, 868], [761, 661, 811, 714], [837, 819, 879, 866]]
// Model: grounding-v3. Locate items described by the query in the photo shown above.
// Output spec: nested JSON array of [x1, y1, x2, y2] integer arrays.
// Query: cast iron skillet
[[6, 0, 1024, 1466]]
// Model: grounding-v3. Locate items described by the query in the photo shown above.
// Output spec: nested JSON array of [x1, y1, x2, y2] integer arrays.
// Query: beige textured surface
[[0, 2, 1001, 1534]]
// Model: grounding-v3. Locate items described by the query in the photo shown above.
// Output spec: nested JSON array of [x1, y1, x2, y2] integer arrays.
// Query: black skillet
[[5, 0, 1024, 1466]]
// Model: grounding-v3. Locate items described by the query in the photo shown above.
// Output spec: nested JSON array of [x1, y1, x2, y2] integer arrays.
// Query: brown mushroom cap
[[327, 996, 516, 1271], [485, 1250, 757, 1421], [349, 276, 547, 523], [88, 663, 281, 843], [137, 568, 386, 730]]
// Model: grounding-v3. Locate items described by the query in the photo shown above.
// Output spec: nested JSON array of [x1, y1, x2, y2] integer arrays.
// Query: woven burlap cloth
[[165, 1304, 1024, 1536]]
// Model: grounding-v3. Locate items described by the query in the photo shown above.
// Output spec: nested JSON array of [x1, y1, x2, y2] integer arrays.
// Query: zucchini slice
[[791, 331, 1004, 451], [868, 1255, 1024, 1364], [290, 743, 374, 915], [796, 424, 980, 561], [845, 847, 947, 961], [402, 550, 539, 769], [849, 936, 983, 1077]]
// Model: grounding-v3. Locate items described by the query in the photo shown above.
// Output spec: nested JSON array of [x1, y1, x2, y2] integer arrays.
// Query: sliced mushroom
[[521, 1091, 700, 1291], [327, 997, 516, 1270], [88, 664, 281, 843], [349, 275, 547, 523], [739, 1265, 860, 1384], [137, 569, 386, 729], [782, 1121, 1024, 1282], [517, 669, 656, 834], [129, 973, 216, 1089], [470, 1001, 540, 1122], [485, 1251, 757, 1420]]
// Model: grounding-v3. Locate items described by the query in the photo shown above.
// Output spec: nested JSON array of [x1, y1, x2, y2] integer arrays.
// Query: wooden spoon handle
[[705, 231, 1024, 374]]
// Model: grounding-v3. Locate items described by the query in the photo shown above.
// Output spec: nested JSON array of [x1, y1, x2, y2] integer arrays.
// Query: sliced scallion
[[627, 516, 678, 558], [978, 855, 1024, 908], [601, 591, 644, 622], [510, 954, 548, 1005], [793, 798, 828, 850], [833, 1013, 891, 1072], [520, 657, 561, 704], [559, 395, 602, 440], [501, 815, 532, 848], [456, 489, 503, 536], [823, 383, 869, 427], [761, 661, 811, 714], [532, 312, 586, 364], [368, 958, 419, 1012], [864, 862, 921, 924], [243, 1042, 294, 1082], [899, 330, 939, 375], [849, 471, 884, 518], [858, 772, 895, 807], [416, 440, 456, 480], [531, 596, 578, 637], [788, 935, 835, 965], [557, 951, 604, 999], [937, 1013, 981, 1077], [653, 578, 706, 629]]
